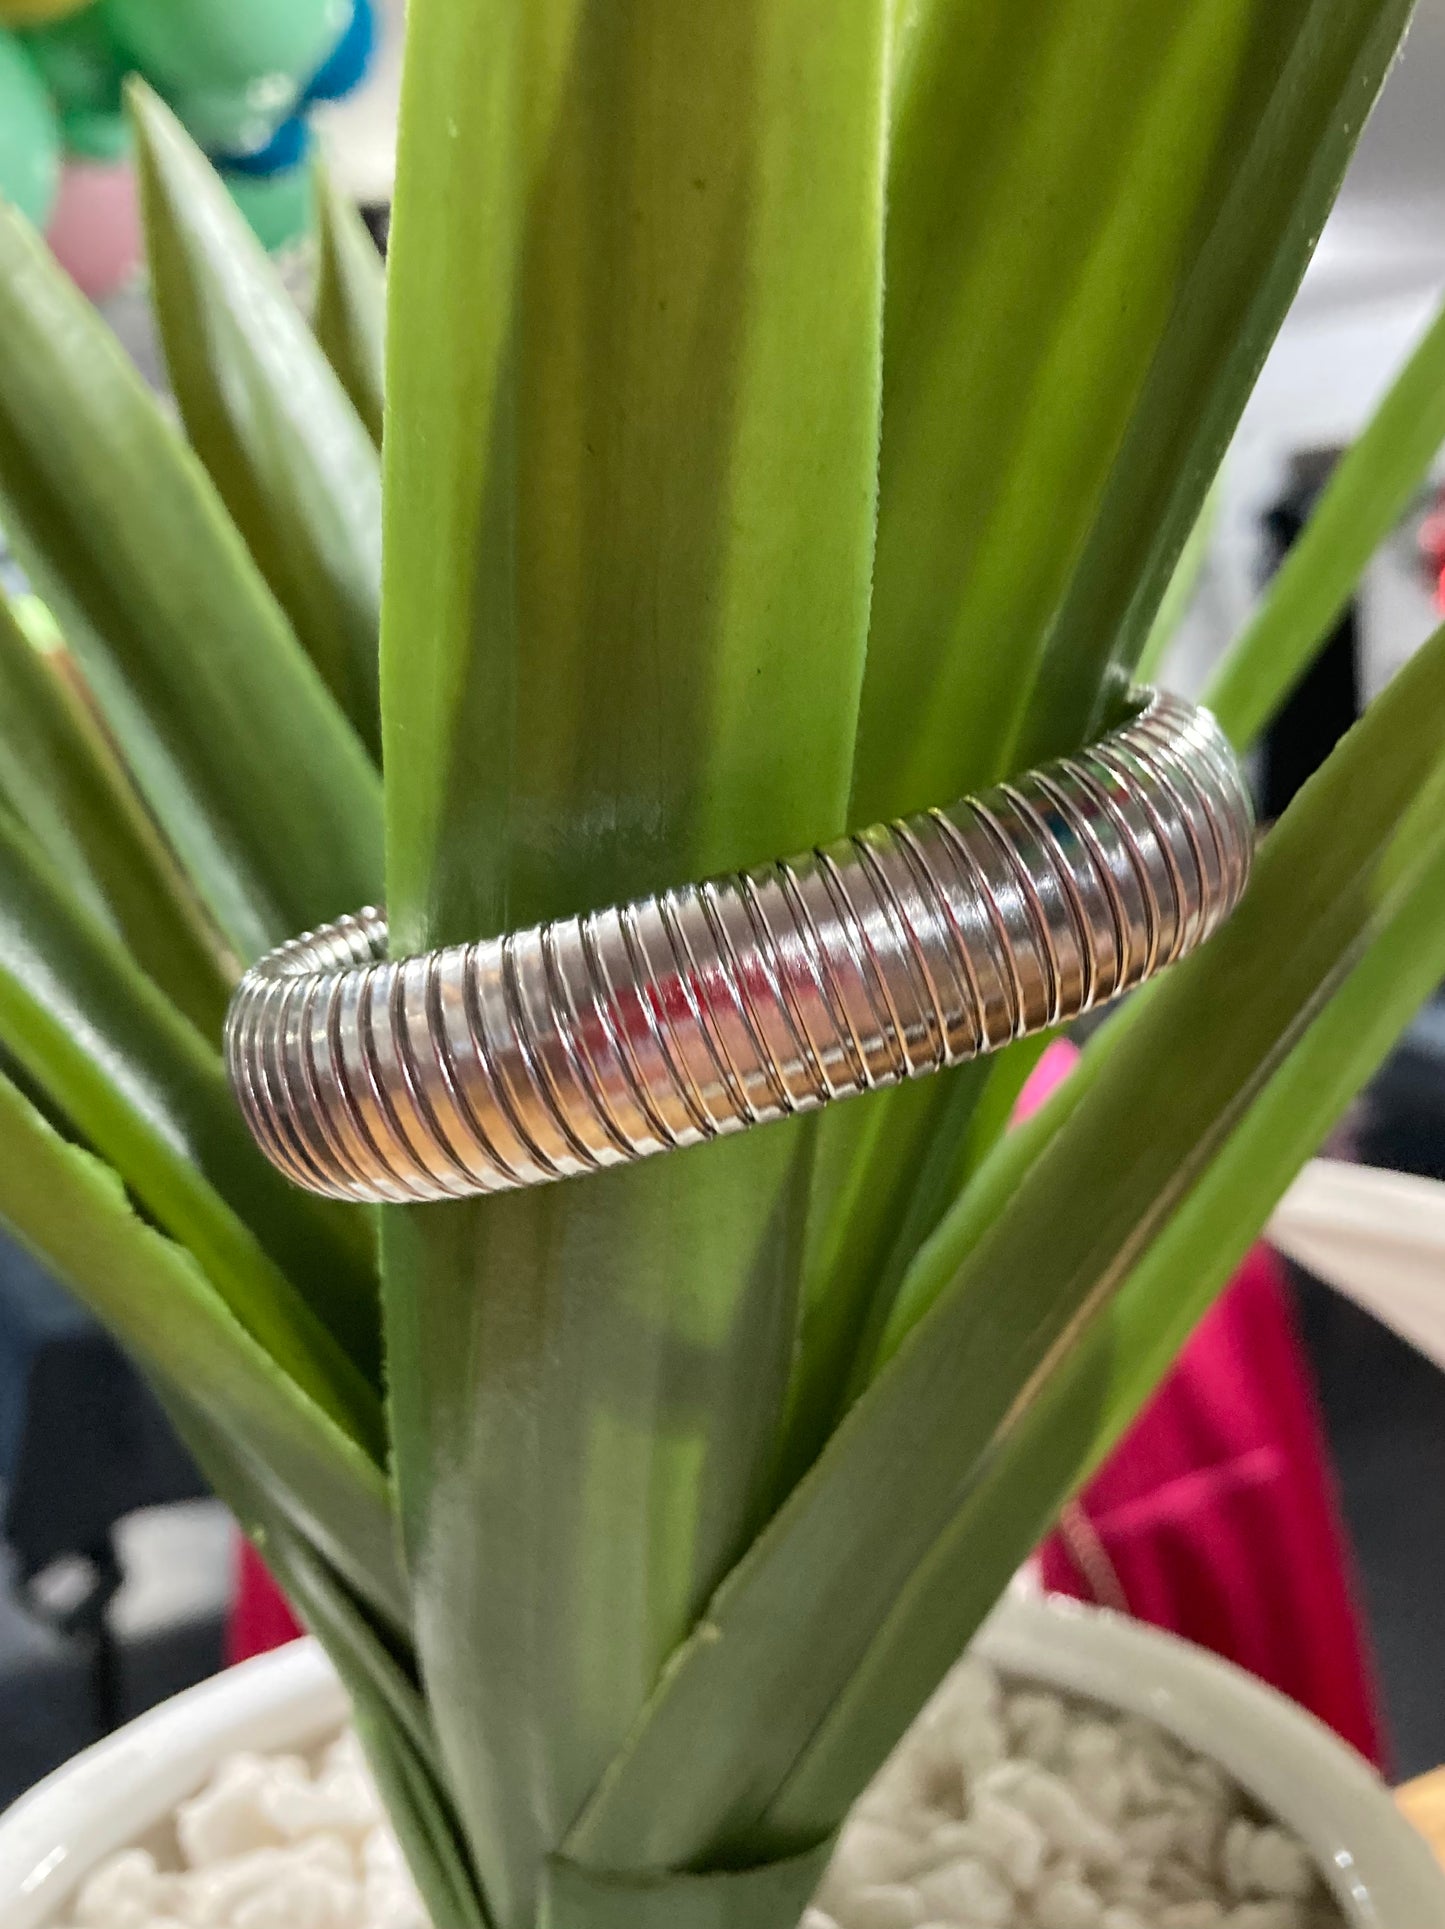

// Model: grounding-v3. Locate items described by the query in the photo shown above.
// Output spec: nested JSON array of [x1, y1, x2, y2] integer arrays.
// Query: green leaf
[[0, 1068, 406, 1631], [853, 0, 1409, 823], [0, 201, 382, 962], [1013, 0, 1415, 767], [795, 0, 1412, 1479], [131, 88, 383, 758], [315, 170, 387, 448], [262, 1526, 490, 1929], [566, 619, 1445, 1874], [1207, 287, 1445, 745], [0, 590, 231, 1036], [1134, 480, 1220, 684], [380, 3, 889, 1922], [0, 807, 382, 1427], [160, 1408, 481, 1927], [769, 651, 1445, 1841], [540, 1840, 833, 1929]]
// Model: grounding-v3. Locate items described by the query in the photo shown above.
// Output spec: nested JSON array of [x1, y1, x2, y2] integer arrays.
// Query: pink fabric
[[230, 1038, 1385, 1768], [1020, 1043, 1384, 1768], [228, 1539, 301, 1666]]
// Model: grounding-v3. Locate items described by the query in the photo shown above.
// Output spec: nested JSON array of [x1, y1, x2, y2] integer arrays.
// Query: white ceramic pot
[[1, 1596, 1440, 1927]]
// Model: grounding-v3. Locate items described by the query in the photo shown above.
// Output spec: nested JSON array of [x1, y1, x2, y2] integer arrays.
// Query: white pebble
[[73, 1850, 166, 1926], [232, 1863, 362, 1928], [1033, 1875, 1105, 1928], [1224, 1907, 1305, 1929], [914, 1854, 1013, 1925], [977, 1763, 1122, 1869], [1006, 1691, 1069, 1767], [1223, 1820, 1315, 1902], [966, 1795, 1047, 1889], [174, 1755, 290, 1865], [842, 1883, 925, 1929]]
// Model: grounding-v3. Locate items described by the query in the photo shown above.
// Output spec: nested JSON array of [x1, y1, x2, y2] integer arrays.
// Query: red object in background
[[229, 1537, 301, 1666], [230, 1041, 1385, 1769], [1038, 1245, 1384, 1767]]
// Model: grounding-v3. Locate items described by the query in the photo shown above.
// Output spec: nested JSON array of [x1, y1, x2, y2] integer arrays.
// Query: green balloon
[[20, 7, 125, 117], [0, 30, 60, 228], [223, 157, 314, 256], [101, 0, 346, 97]]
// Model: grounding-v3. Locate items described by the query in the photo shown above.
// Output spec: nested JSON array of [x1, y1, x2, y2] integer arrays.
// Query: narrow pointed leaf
[[800, 0, 1412, 1456], [381, 3, 888, 1922], [261, 1528, 489, 1929], [1134, 482, 1220, 684], [0, 807, 382, 1423], [1207, 288, 1445, 745], [772, 686, 1445, 1840], [132, 89, 383, 757], [316, 171, 387, 448], [160, 1411, 480, 1927], [0, 202, 382, 961], [853, 0, 1410, 823], [0, 1069, 406, 1631], [567, 619, 1445, 1874], [0, 590, 231, 1036]]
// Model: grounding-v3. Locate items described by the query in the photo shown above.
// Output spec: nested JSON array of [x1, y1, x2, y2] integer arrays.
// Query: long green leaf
[[262, 1527, 489, 1929], [1134, 481, 1221, 684], [1012, 0, 1415, 766], [315, 171, 387, 448], [0, 203, 382, 962], [772, 688, 1445, 1840], [380, 3, 889, 1922], [132, 89, 383, 756], [1207, 287, 1445, 745], [0, 590, 230, 1035], [797, 0, 1413, 1464], [157, 1405, 480, 1928], [0, 1069, 406, 1631], [0, 807, 382, 1426], [566, 617, 1445, 1874], [855, 0, 1406, 821]]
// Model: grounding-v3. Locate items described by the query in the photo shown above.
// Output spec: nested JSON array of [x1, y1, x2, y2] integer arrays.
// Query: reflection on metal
[[225, 692, 1254, 1204]]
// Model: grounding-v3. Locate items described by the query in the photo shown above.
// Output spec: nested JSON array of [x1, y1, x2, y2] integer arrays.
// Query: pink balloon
[[45, 156, 142, 299]]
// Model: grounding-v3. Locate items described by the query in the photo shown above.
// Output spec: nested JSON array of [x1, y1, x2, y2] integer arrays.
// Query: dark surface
[[1294, 1272, 1445, 1782], [0, 1239, 206, 1578], [0, 1237, 220, 1809], [0, 1528, 226, 1809], [1294, 996, 1445, 1783]]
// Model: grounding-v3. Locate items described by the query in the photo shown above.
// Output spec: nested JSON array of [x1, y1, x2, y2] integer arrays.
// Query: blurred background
[[2, 0, 1445, 1812]]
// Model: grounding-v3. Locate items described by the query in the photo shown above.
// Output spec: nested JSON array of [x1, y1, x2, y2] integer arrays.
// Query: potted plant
[[1, 0, 1444, 1922]]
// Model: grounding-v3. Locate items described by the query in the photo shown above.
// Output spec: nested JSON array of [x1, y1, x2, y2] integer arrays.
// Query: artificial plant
[[0, 2, 1443, 1926]]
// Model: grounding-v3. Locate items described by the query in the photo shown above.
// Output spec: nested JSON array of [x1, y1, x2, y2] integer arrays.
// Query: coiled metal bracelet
[[225, 691, 1253, 1205]]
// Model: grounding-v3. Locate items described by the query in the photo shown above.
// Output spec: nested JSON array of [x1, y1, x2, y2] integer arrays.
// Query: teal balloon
[[0, 31, 60, 228], [160, 82, 293, 155], [101, 0, 347, 98], [62, 103, 129, 162], [223, 157, 314, 256]]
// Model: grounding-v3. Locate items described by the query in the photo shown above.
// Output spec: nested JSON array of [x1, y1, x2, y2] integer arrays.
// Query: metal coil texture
[[226, 691, 1254, 1204]]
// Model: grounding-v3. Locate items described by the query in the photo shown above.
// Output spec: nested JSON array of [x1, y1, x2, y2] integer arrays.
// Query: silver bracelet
[[225, 691, 1253, 1204]]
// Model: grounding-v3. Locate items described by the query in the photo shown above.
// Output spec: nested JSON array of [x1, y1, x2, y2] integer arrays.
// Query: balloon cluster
[[0, 0, 375, 292]]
